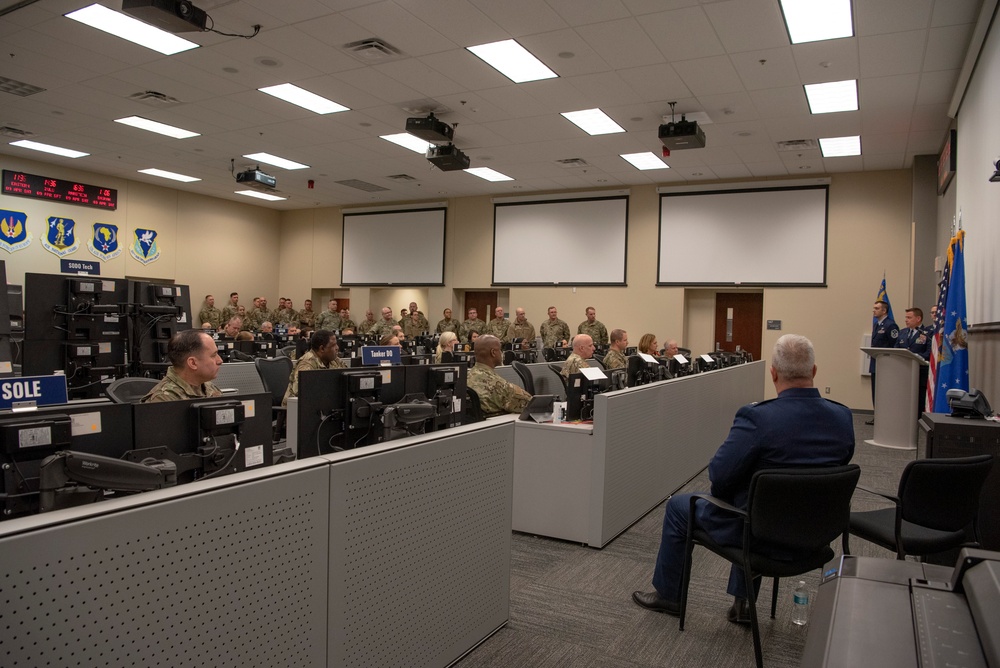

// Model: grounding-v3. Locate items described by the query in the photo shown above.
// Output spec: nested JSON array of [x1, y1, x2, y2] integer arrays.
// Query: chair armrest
[[687, 492, 747, 520], [853, 485, 900, 506]]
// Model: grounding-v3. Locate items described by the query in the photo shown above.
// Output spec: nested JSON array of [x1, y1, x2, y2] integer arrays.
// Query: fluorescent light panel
[[235, 190, 286, 201], [561, 108, 625, 136], [243, 153, 309, 170], [138, 168, 200, 182], [65, 4, 199, 56], [804, 79, 858, 114], [9, 140, 88, 158], [620, 152, 669, 170], [258, 83, 349, 114], [819, 135, 861, 157], [466, 39, 558, 83], [779, 0, 854, 44], [465, 167, 513, 182], [380, 133, 433, 154], [115, 116, 199, 139]]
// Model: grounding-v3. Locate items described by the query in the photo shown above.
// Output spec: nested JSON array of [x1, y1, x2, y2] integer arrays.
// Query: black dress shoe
[[727, 597, 752, 625], [632, 590, 680, 616], [864, 418, 875, 425]]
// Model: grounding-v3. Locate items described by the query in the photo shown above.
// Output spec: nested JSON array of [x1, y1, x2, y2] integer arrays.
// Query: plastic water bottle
[[792, 580, 809, 625]]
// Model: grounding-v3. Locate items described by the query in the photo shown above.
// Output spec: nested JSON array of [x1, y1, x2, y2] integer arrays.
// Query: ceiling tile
[[863, 154, 905, 170], [730, 47, 800, 90], [341, 1, 458, 56], [545, 0, 631, 26], [703, 0, 789, 53], [930, 0, 983, 27], [923, 24, 976, 72], [791, 38, 860, 85], [915, 69, 960, 105], [616, 64, 692, 104], [858, 31, 927, 78], [672, 56, 744, 96], [859, 73, 920, 110], [748, 86, 809, 118], [574, 18, 666, 69], [856, 0, 933, 36], [518, 29, 613, 78], [639, 7, 725, 62], [469, 0, 568, 36]]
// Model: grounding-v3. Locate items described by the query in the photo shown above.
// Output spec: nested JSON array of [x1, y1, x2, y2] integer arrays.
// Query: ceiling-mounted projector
[[406, 113, 454, 144], [426, 144, 470, 171], [236, 169, 277, 189], [122, 0, 208, 33], [659, 115, 706, 150]]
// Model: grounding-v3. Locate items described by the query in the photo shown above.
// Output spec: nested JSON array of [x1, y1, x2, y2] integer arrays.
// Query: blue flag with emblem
[[873, 274, 894, 326], [932, 230, 968, 413]]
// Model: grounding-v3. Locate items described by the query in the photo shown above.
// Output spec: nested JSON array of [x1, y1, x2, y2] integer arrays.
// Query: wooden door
[[464, 291, 497, 323], [714, 292, 763, 360]]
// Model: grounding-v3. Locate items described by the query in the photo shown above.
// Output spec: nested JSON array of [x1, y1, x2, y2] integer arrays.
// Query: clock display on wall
[[2, 170, 118, 210]]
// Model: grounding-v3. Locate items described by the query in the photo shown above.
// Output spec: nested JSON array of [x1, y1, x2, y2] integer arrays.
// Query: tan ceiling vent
[[0, 75, 45, 97], [386, 174, 417, 181], [336, 179, 390, 192], [556, 158, 589, 168], [776, 139, 818, 151], [343, 38, 403, 61], [0, 126, 33, 139], [129, 90, 181, 105]]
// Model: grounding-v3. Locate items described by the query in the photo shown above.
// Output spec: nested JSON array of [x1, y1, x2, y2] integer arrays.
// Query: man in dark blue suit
[[867, 300, 899, 424], [632, 334, 855, 622], [895, 307, 932, 414]]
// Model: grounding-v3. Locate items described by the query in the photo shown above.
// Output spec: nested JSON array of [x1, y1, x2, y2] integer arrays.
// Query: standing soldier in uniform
[[436, 308, 460, 334], [867, 300, 899, 424], [220, 292, 240, 325], [358, 309, 378, 335], [486, 306, 510, 340], [338, 308, 357, 333], [506, 308, 536, 345], [577, 307, 609, 346], [370, 307, 398, 340], [297, 299, 317, 329], [460, 308, 487, 342], [540, 306, 570, 348], [408, 301, 430, 332], [198, 295, 222, 330], [402, 311, 426, 339], [316, 299, 341, 331]]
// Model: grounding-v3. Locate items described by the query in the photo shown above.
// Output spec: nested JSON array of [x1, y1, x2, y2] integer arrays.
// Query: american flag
[[927, 254, 951, 410]]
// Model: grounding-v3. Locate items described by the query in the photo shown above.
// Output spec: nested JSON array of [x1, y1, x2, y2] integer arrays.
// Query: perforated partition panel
[[592, 361, 764, 546], [328, 422, 514, 668], [0, 464, 331, 668], [215, 360, 268, 394]]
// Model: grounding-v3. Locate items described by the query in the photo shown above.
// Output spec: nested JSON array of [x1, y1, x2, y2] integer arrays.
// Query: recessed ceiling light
[[561, 108, 625, 136], [467, 39, 558, 83], [258, 83, 349, 114], [138, 168, 200, 182], [235, 190, 286, 201], [243, 152, 309, 170], [115, 116, 199, 139], [620, 152, 669, 170], [380, 133, 433, 154], [779, 0, 854, 44], [465, 167, 513, 182], [65, 4, 199, 56], [9, 140, 88, 158], [819, 135, 861, 157], [804, 79, 858, 114]]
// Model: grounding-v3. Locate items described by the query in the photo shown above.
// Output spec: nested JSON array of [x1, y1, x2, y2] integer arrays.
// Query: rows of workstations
[[1, 356, 765, 668]]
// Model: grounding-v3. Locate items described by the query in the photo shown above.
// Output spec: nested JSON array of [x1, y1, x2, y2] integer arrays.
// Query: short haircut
[[905, 307, 923, 319], [236, 331, 254, 341], [311, 329, 334, 352], [771, 334, 815, 381], [204, 294, 212, 301], [874, 300, 888, 308], [230, 292, 238, 298], [610, 329, 626, 344], [167, 329, 210, 368], [586, 306, 595, 313]]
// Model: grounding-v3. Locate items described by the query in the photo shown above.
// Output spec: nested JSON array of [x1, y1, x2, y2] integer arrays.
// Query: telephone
[[946, 388, 994, 419]]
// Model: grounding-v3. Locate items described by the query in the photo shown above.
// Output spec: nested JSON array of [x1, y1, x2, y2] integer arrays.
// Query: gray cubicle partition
[[0, 419, 514, 668], [496, 361, 566, 399]]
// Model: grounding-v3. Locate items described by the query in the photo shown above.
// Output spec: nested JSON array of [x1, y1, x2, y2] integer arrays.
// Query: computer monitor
[[128, 392, 272, 484], [565, 371, 609, 421], [626, 354, 663, 388], [129, 281, 192, 376], [295, 368, 387, 456], [402, 363, 467, 431], [0, 399, 133, 519]]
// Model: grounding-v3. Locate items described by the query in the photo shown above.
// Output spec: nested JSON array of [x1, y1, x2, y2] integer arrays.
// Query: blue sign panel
[[0, 374, 69, 410], [60, 258, 101, 275], [361, 345, 401, 366]]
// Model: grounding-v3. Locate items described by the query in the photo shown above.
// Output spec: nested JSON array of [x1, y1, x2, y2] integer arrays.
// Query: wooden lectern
[[862, 347, 929, 450]]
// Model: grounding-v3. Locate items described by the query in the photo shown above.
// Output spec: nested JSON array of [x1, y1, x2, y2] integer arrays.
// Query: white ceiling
[[0, 0, 982, 209]]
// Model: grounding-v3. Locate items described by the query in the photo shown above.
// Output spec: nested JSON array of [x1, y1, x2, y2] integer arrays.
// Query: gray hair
[[771, 334, 815, 380]]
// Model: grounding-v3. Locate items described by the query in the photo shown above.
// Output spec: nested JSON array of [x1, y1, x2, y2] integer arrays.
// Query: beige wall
[[0, 154, 281, 313], [277, 170, 915, 410]]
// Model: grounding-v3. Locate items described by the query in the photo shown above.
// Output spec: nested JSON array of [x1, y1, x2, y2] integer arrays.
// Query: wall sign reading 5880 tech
[[2, 170, 118, 210]]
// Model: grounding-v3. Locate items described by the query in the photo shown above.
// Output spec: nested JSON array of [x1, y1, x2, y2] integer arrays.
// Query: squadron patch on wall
[[129, 227, 160, 264], [88, 222, 122, 261], [0, 209, 32, 253], [42, 216, 80, 257]]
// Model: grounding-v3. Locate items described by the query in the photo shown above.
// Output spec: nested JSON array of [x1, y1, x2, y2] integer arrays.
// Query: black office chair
[[547, 362, 569, 393], [105, 377, 160, 403], [679, 465, 861, 668], [542, 347, 557, 362], [502, 350, 515, 366], [465, 387, 484, 423], [587, 357, 605, 371], [844, 454, 993, 560], [511, 360, 535, 394], [255, 356, 294, 442], [278, 344, 297, 358]]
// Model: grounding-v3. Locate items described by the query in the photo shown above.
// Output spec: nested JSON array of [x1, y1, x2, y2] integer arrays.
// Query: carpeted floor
[[458, 412, 922, 667]]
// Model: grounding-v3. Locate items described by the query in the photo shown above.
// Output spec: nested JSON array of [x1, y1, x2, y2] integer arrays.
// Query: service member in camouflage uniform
[[467, 335, 532, 418], [577, 307, 609, 346], [142, 330, 223, 403], [369, 307, 398, 340], [436, 308, 460, 334], [486, 306, 510, 339], [281, 330, 346, 407], [315, 299, 342, 331], [407, 302, 430, 332], [220, 292, 240, 325], [397, 308, 410, 327], [506, 307, 536, 344], [297, 299, 317, 329], [358, 309, 378, 335], [402, 311, 426, 339], [459, 308, 487, 342], [237, 305, 253, 331], [278, 299, 297, 326], [540, 306, 571, 348], [198, 294, 222, 330], [560, 334, 595, 380], [338, 309, 357, 333], [603, 329, 629, 369]]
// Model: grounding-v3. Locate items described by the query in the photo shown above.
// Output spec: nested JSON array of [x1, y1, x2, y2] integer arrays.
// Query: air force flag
[[87, 223, 122, 261], [129, 228, 160, 264]]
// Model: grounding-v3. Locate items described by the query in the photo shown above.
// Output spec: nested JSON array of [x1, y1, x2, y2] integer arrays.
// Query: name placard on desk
[[0, 375, 69, 410], [361, 346, 400, 366]]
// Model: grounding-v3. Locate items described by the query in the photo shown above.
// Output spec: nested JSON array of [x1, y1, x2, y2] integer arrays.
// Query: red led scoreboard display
[[2, 170, 118, 210]]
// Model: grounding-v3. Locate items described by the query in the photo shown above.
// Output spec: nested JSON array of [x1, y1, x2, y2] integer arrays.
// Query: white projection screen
[[341, 207, 446, 286], [658, 186, 828, 286], [493, 195, 628, 285]]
